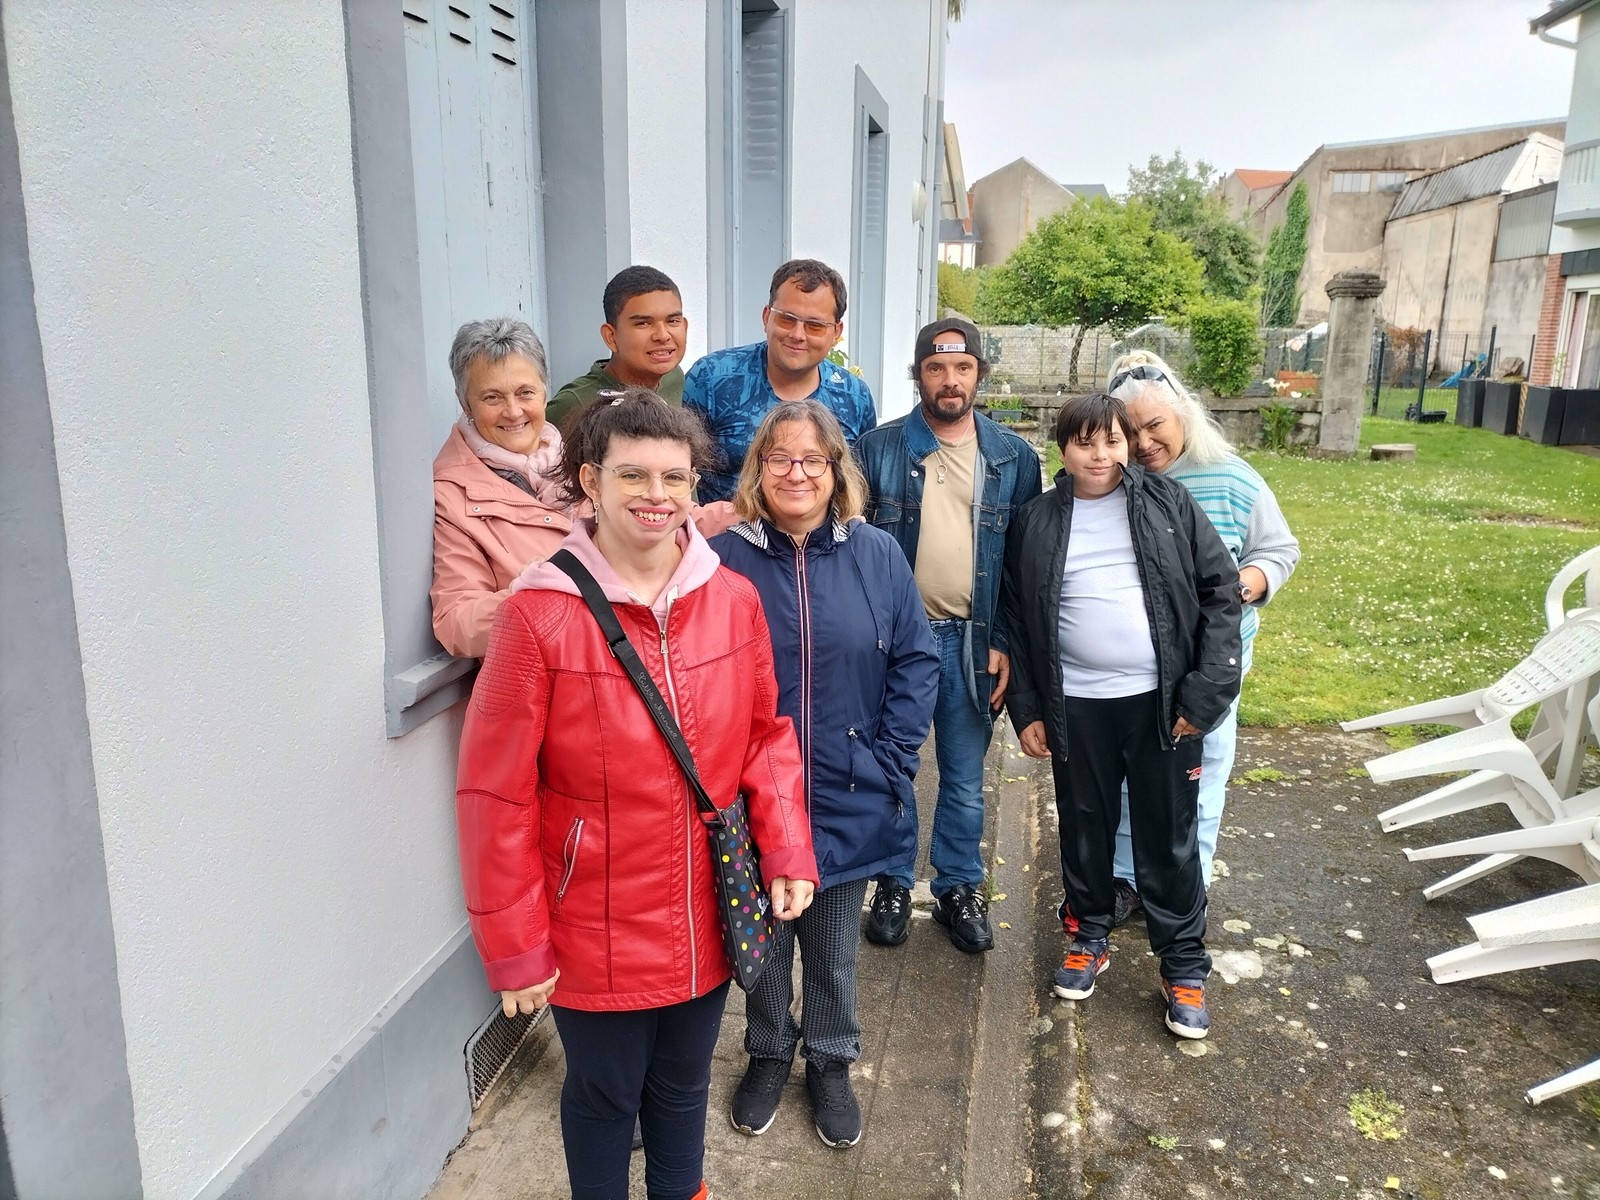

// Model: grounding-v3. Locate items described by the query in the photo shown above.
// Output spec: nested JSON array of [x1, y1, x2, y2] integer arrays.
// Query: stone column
[[1318, 271, 1386, 455]]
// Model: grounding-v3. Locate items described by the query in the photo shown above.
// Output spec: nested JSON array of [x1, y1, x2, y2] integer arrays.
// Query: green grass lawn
[[1244, 418, 1600, 726]]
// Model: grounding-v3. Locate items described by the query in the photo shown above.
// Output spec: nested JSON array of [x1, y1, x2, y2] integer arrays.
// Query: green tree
[[1126, 151, 1260, 301], [975, 198, 1203, 385], [937, 261, 980, 317], [1261, 181, 1309, 327]]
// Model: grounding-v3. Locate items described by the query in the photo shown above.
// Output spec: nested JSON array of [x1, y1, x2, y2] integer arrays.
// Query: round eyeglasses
[[761, 453, 834, 479], [592, 464, 700, 499]]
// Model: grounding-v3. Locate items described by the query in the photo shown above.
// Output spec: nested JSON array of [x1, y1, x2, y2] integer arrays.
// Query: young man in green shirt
[[545, 265, 688, 432]]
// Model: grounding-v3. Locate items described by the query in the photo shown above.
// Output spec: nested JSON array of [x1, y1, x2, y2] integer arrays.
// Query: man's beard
[[919, 381, 976, 426]]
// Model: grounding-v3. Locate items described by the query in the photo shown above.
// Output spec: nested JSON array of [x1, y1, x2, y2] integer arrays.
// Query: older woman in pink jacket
[[431, 318, 574, 659]]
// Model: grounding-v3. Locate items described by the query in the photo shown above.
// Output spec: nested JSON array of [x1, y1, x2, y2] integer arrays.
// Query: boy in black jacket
[[1002, 393, 1240, 1038]]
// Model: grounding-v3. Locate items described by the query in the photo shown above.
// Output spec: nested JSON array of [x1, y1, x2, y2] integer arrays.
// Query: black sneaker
[[932, 883, 994, 953], [1052, 938, 1111, 1000], [1111, 879, 1143, 928], [730, 1055, 791, 1136], [805, 1059, 862, 1148], [1162, 978, 1211, 1040], [864, 879, 911, 946]]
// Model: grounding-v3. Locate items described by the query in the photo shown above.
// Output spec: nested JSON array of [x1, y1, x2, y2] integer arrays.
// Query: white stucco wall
[[791, 0, 944, 418], [625, 0, 711, 364], [5, 4, 466, 1196]]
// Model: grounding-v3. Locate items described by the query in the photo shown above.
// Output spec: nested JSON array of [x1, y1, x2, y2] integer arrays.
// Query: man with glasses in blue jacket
[[684, 259, 876, 502]]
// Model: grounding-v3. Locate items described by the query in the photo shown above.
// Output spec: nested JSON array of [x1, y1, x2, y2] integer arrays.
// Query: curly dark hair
[[557, 386, 719, 503]]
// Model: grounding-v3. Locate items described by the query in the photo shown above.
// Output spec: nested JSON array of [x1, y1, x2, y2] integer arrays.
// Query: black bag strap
[[548, 549, 723, 823]]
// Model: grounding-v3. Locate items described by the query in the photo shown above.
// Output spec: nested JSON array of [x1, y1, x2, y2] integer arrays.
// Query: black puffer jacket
[[1002, 464, 1242, 754]]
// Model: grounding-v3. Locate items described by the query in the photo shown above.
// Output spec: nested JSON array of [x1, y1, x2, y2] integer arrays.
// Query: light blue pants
[[1113, 694, 1239, 887]]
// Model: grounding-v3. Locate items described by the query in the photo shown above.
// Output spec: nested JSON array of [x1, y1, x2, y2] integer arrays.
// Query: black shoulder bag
[[548, 549, 775, 993]]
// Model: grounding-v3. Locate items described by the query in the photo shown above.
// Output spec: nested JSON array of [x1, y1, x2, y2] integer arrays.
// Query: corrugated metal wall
[[1494, 186, 1556, 261]]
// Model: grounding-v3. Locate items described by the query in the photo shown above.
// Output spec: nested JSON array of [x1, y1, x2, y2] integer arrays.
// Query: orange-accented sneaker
[[1051, 938, 1110, 1000], [1162, 978, 1211, 1039]]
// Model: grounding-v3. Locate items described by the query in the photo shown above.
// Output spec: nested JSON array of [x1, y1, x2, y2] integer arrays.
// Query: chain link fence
[[977, 323, 1321, 394]]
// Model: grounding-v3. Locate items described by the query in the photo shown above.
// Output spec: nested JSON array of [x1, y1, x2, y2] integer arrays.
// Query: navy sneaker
[[1111, 879, 1143, 928], [730, 1055, 791, 1136], [805, 1059, 862, 1148], [1052, 938, 1111, 1000], [1162, 978, 1211, 1039]]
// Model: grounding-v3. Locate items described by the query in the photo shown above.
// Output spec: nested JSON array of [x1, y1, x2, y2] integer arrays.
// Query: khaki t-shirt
[[914, 432, 978, 620]]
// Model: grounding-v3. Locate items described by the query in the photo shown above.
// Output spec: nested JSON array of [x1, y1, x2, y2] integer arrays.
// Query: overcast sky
[[945, 0, 1577, 194]]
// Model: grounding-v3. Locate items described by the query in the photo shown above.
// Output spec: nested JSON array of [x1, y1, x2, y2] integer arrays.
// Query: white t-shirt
[[1056, 486, 1158, 698]]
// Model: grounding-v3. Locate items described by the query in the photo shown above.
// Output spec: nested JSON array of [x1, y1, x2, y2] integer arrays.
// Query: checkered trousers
[[741, 877, 871, 1064]]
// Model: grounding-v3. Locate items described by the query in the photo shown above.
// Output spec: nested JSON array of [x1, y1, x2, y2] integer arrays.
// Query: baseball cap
[[914, 317, 985, 369]]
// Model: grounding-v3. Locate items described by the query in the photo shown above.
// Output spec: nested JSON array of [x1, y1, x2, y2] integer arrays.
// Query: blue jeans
[[1114, 694, 1239, 887], [887, 620, 995, 895]]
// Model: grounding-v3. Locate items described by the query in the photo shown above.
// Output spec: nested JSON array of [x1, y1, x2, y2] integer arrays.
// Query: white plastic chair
[[1421, 879, 1600, 1106], [1404, 814, 1600, 889], [1363, 615, 1600, 830], [1545, 544, 1600, 629]]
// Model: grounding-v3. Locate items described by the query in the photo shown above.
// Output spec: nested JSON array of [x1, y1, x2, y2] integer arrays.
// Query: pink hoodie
[[511, 516, 721, 624]]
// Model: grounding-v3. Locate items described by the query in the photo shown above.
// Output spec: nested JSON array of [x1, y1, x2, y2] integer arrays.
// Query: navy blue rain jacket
[[711, 519, 939, 890]]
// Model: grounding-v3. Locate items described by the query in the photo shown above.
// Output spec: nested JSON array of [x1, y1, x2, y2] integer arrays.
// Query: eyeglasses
[[761, 453, 835, 479], [591, 464, 700, 499], [1107, 364, 1178, 395], [767, 307, 838, 338]]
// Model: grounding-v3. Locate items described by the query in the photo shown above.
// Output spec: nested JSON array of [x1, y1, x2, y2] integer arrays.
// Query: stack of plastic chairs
[[1342, 546, 1600, 1106]]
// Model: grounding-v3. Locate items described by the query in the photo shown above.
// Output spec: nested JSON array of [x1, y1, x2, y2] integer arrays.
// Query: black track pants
[[1052, 689, 1211, 981]]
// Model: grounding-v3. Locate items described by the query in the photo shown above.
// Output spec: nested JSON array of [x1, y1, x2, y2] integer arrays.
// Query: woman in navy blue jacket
[[711, 399, 937, 1150]]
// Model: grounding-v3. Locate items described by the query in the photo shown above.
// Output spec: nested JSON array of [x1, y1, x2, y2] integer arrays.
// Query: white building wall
[[4, 4, 466, 1196], [625, 0, 711, 364], [1552, 10, 1600, 256], [791, 0, 943, 418]]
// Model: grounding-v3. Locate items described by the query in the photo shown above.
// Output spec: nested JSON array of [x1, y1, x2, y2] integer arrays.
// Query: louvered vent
[[488, 3, 517, 65], [464, 1004, 545, 1110]]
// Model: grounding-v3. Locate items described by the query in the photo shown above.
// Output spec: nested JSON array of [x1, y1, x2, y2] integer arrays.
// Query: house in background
[[968, 157, 1107, 267], [937, 121, 980, 268], [1379, 134, 1563, 363], [0, 2, 948, 1198], [1216, 167, 1292, 220], [1252, 118, 1566, 323], [1482, 181, 1560, 370], [1530, 0, 1600, 388]]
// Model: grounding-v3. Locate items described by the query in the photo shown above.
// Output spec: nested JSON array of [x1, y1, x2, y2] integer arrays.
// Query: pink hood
[[510, 517, 722, 623]]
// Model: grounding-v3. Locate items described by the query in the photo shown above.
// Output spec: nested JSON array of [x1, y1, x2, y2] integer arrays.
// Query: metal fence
[[1369, 325, 1538, 390], [976, 323, 1321, 393]]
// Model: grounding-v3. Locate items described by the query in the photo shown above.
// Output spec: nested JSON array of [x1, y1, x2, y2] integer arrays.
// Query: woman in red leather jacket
[[455, 389, 818, 1200]]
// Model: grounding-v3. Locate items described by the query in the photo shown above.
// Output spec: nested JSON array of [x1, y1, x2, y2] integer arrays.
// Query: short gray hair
[[1105, 349, 1234, 467], [449, 318, 548, 409]]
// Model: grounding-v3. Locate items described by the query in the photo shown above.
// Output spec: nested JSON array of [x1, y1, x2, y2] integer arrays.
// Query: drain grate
[[465, 1003, 546, 1110]]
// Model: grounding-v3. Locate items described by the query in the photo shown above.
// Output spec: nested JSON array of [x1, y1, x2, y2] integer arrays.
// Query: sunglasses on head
[[1107, 364, 1178, 394]]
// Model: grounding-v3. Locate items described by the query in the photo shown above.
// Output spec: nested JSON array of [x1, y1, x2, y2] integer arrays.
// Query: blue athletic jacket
[[711, 519, 938, 889]]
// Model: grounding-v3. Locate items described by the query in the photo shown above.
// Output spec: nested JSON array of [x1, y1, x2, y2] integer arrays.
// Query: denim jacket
[[853, 406, 1043, 715]]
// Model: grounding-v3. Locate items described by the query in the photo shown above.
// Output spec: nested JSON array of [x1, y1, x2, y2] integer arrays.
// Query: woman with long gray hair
[[431, 317, 575, 658], [1094, 350, 1300, 917]]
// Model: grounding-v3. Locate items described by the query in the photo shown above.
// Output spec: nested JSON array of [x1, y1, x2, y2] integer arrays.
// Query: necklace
[[930, 433, 975, 485]]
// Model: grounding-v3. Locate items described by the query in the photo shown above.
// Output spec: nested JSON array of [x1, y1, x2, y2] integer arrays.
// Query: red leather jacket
[[455, 525, 817, 1011]]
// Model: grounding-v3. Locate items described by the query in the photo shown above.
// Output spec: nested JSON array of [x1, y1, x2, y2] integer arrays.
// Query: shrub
[[1259, 402, 1299, 451], [1187, 298, 1261, 396]]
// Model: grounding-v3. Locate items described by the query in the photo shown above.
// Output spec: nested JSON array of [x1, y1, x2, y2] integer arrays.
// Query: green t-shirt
[[546, 359, 685, 434]]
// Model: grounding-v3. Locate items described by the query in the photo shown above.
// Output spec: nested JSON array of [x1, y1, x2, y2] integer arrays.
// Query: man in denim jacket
[[852, 318, 1042, 953]]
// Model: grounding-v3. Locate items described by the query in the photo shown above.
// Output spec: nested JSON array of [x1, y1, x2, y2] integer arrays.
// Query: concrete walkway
[[428, 725, 1600, 1200]]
